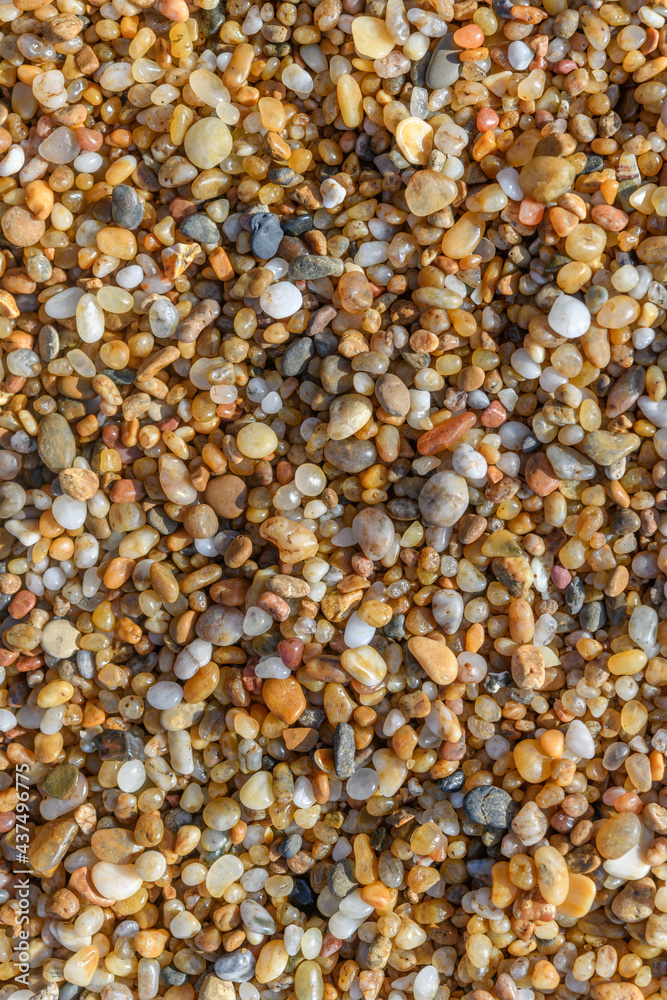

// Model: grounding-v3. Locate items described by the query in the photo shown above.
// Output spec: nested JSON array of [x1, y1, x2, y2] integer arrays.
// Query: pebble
[[38, 413, 76, 472], [250, 213, 284, 260], [281, 337, 315, 376], [180, 214, 220, 244], [426, 33, 460, 88], [419, 471, 469, 527], [463, 786, 517, 830], [204, 475, 248, 518], [111, 185, 144, 230]]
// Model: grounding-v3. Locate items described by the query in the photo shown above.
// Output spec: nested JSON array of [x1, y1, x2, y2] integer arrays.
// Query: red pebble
[[480, 400, 507, 427], [0, 813, 15, 833], [278, 638, 304, 669], [77, 127, 104, 151], [8, 590, 36, 619], [102, 423, 119, 446], [555, 60, 578, 74], [243, 662, 262, 694], [321, 935, 343, 958]]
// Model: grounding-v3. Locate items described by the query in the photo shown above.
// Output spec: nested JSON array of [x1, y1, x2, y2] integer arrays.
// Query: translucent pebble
[[255, 656, 290, 678], [52, 495, 87, 529], [282, 64, 314, 95], [346, 768, 379, 799], [117, 760, 146, 793], [146, 681, 183, 709], [0, 145, 24, 176], [46, 287, 85, 319], [414, 966, 439, 1000]]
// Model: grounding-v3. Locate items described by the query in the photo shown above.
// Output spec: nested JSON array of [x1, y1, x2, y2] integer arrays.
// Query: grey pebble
[[111, 185, 144, 230], [426, 33, 461, 89], [250, 213, 283, 259], [463, 786, 518, 830], [281, 337, 314, 377], [180, 213, 220, 244], [333, 722, 356, 779]]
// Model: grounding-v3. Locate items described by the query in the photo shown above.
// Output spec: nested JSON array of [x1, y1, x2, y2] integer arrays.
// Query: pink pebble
[[551, 565, 571, 589]]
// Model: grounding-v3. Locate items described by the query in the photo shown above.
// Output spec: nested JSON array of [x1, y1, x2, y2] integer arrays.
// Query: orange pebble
[[477, 107, 499, 132], [540, 730, 564, 758], [613, 792, 643, 813], [453, 23, 484, 48], [519, 198, 544, 225]]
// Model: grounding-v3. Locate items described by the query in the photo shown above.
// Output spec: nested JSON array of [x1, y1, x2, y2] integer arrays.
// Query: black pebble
[[521, 432, 541, 453], [180, 213, 220, 244], [438, 770, 465, 792], [281, 338, 315, 377], [250, 213, 283, 259], [282, 214, 312, 236], [290, 878, 316, 911], [483, 670, 510, 694], [111, 184, 144, 230]]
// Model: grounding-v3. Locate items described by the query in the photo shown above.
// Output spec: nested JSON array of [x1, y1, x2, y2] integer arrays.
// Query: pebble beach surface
[[4, 2, 667, 1000]]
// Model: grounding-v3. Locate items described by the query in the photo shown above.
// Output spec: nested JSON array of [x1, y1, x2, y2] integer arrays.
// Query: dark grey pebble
[[580, 601, 606, 631], [386, 498, 420, 520], [281, 337, 314, 377], [280, 834, 303, 858], [38, 324, 59, 362], [268, 167, 297, 185], [282, 214, 312, 236], [425, 33, 460, 89], [328, 858, 358, 898], [463, 785, 518, 830], [180, 213, 220, 244], [378, 851, 404, 888], [111, 185, 144, 230], [200, 4, 223, 32], [104, 367, 135, 385], [161, 967, 189, 987], [333, 722, 356, 779], [250, 213, 283, 259], [147, 506, 179, 535]]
